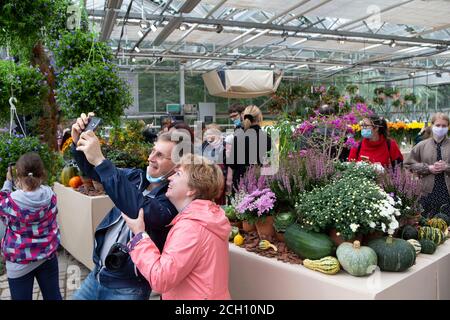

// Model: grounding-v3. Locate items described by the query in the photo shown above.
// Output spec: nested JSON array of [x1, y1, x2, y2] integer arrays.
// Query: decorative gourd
[[399, 225, 418, 240], [258, 240, 277, 252], [303, 256, 340, 275], [419, 216, 429, 227], [233, 234, 244, 246], [336, 240, 377, 277], [407, 239, 421, 255], [434, 213, 450, 226], [427, 218, 448, 234], [68, 176, 82, 188], [60, 165, 79, 187], [273, 212, 296, 233], [419, 239, 437, 254], [418, 226, 445, 245], [284, 224, 336, 260], [229, 226, 239, 241], [368, 236, 416, 272]]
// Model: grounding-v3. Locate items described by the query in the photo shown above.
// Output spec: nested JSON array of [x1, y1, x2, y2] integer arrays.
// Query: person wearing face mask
[[405, 113, 450, 219], [69, 113, 193, 300], [348, 115, 403, 167], [228, 103, 245, 130]]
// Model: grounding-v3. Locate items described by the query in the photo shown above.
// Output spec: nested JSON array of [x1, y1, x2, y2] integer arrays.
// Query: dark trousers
[[8, 255, 62, 300]]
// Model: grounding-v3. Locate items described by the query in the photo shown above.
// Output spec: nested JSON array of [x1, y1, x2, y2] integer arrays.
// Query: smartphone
[[83, 117, 102, 132]]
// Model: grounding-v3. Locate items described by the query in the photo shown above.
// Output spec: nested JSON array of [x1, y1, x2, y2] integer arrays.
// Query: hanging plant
[[392, 99, 402, 108], [0, 60, 49, 122], [56, 62, 133, 125], [51, 30, 114, 70], [384, 87, 400, 98], [373, 96, 384, 105], [404, 93, 417, 104], [0, 0, 71, 60], [374, 87, 385, 96], [346, 84, 359, 95]]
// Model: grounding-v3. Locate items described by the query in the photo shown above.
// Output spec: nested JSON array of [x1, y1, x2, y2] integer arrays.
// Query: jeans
[[72, 271, 150, 300], [8, 255, 62, 300]]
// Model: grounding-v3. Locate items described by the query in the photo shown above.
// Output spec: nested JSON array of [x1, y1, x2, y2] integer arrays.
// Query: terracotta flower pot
[[230, 220, 243, 229], [242, 220, 256, 233], [255, 216, 275, 241], [275, 232, 285, 242]]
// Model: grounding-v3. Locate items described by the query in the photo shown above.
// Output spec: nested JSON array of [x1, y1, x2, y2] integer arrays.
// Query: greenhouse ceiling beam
[[162, 0, 228, 54], [338, 0, 414, 31], [88, 10, 450, 47], [100, 0, 124, 41], [186, 0, 314, 68], [122, 52, 450, 73]]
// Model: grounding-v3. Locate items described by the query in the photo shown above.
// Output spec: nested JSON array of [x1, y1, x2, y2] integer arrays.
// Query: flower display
[[236, 188, 277, 218], [295, 172, 401, 240]]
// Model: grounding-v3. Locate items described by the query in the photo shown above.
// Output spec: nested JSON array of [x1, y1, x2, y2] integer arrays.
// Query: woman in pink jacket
[[122, 154, 231, 300]]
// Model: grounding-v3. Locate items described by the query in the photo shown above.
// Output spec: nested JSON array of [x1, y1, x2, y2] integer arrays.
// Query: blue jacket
[[71, 145, 178, 289]]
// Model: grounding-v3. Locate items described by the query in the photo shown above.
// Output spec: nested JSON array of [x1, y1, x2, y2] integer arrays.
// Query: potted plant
[[392, 99, 402, 108], [0, 60, 49, 122], [273, 212, 296, 242], [235, 187, 277, 240], [346, 84, 359, 95], [404, 93, 417, 105], [374, 87, 385, 98], [295, 165, 401, 243], [56, 61, 133, 125]]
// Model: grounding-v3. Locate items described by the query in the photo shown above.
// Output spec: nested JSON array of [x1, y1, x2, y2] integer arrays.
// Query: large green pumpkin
[[368, 236, 416, 272], [336, 240, 378, 277], [284, 224, 335, 260]]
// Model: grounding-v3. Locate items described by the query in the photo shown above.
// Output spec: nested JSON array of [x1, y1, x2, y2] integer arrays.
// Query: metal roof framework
[[85, 0, 450, 82]]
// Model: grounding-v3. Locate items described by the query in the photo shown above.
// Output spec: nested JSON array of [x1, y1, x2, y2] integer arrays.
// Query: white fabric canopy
[[202, 69, 283, 98]]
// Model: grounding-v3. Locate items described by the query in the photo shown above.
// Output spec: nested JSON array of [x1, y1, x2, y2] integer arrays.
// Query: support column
[[180, 64, 185, 107]]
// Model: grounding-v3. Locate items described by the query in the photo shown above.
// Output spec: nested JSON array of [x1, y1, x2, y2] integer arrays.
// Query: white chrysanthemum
[[369, 221, 376, 228], [350, 223, 360, 232], [381, 223, 386, 232]]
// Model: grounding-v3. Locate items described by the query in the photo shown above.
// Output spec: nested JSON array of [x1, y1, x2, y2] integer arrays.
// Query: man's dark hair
[[228, 103, 245, 115]]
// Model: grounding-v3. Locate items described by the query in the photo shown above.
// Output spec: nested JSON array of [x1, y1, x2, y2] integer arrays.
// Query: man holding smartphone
[[70, 112, 192, 300]]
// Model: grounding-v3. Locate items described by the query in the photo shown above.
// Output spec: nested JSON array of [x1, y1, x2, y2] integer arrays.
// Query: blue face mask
[[361, 128, 372, 139], [233, 119, 241, 127], [146, 173, 164, 184]]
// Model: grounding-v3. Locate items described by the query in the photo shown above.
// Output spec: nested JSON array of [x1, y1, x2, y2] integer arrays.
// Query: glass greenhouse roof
[[80, 0, 450, 82]]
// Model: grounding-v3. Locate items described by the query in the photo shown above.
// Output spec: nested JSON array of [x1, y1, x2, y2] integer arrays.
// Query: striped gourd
[[303, 256, 340, 275], [428, 218, 448, 234], [418, 226, 445, 245], [407, 239, 421, 255]]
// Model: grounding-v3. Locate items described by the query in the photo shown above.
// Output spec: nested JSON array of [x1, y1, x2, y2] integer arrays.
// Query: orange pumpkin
[[68, 176, 83, 188]]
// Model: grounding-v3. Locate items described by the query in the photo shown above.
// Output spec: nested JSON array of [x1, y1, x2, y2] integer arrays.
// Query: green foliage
[[273, 212, 297, 233], [296, 174, 401, 240], [404, 92, 417, 104], [0, 0, 71, 60], [51, 30, 114, 70], [334, 161, 379, 181], [56, 62, 133, 124], [101, 120, 152, 170], [346, 84, 359, 95], [0, 60, 48, 121], [0, 133, 64, 185]]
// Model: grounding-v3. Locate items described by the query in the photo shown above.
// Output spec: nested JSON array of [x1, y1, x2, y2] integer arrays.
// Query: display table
[[229, 242, 450, 300], [54, 182, 114, 270]]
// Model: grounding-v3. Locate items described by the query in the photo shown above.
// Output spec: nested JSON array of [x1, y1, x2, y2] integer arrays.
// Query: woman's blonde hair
[[431, 112, 450, 125], [242, 105, 263, 130], [178, 154, 224, 201]]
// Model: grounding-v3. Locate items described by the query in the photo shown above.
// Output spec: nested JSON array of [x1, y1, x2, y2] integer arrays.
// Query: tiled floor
[[0, 248, 160, 300]]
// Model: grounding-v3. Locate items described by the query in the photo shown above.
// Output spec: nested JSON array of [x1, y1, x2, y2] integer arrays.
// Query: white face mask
[[432, 126, 449, 138]]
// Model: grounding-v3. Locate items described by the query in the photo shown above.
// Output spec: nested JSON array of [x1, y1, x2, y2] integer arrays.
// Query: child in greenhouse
[[0, 152, 61, 300]]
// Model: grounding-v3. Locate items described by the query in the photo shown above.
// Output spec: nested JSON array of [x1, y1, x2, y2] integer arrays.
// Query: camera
[[105, 243, 130, 271]]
